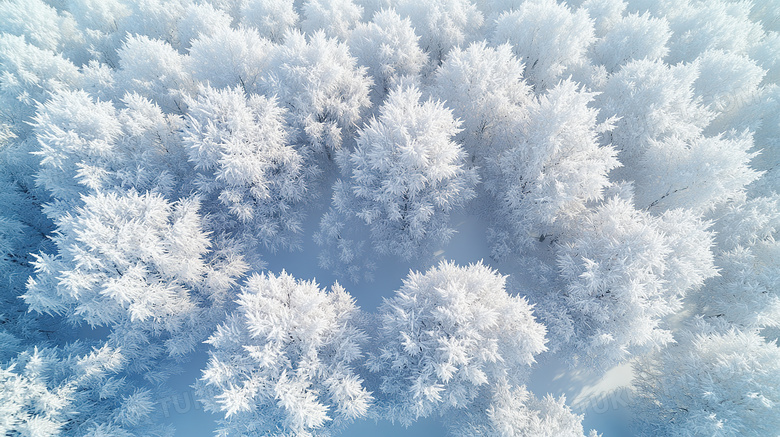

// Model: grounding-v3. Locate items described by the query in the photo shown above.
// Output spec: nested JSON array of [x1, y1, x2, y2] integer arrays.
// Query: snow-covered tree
[[591, 12, 671, 73], [195, 271, 372, 437], [431, 41, 531, 164], [32, 89, 123, 206], [113, 92, 190, 195], [23, 191, 246, 366], [395, 0, 484, 66], [691, 194, 780, 332], [0, 175, 38, 273], [654, 208, 718, 297], [448, 382, 598, 437], [0, 343, 173, 437], [0, 173, 56, 364], [115, 34, 194, 114], [581, 0, 627, 37], [597, 59, 711, 166], [662, 0, 765, 64], [349, 8, 427, 99], [490, 80, 619, 250], [0, 0, 86, 64], [693, 49, 767, 133], [61, 0, 130, 67], [33, 90, 185, 210], [0, 348, 67, 437], [261, 30, 372, 154], [118, 0, 186, 49], [367, 261, 547, 425], [205, 0, 246, 25], [556, 196, 716, 368], [182, 85, 310, 251], [240, 0, 299, 42], [176, 2, 233, 50], [633, 327, 780, 437], [187, 23, 271, 94], [595, 58, 760, 211], [694, 49, 766, 115], [702, 245, 780, 333], [301, 0, 364, 40], [313, 206, 377, 284], [322, 85, 477, 261], [493, 0, 594, 93], [0, 34, 80, 138], [632, 131, 762, 212], [4, 1, 780, 435]]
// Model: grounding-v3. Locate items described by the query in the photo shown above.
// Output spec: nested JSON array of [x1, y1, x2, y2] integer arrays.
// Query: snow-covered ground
[[161, 204, 632, 436], [5, 1, 777, 434]]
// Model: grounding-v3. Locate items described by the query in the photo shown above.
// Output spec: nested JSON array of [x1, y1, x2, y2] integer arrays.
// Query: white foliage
[[63, 0, 130, 65], [114, 92, 189, 193], [64, 0, 130, 33], [115, 34, 194, 113], [261, 30, 372, 153], [592, 12, 671, 73], [241, 0, 299, 42], [182, 85, 309, 251], [0, 350, 67, 437], [492, 80, 618, 247], [431, 42, 531, 164], [749, 30, 780, 85], [493, 0, 594, 92], [697, 195, 780, 331], [634, 131, 761, 211], [449, 382, 596, 437], [326, 85, 477, 260], [744, 0, 780, 32], [0, 214, 25, 268], [599, 54, 764, 211], [368, 261, 547, 425], [187, 23, 271, 94], [395, 0, 484, 65], [703, 246, 780, 331], [664, 0, 765, 64], [312, 207, 377, 284], [204, 0, 246, 25], [557, 197, 675, 367], [33, 89, 122, 205], [23, 191, 244, 361], [741, 85, 780, 192], [4, 0, 780, 435], [581, 0, 627, 37], [597, 58, 716, 188], [176, 2, 233, 49], [301, 0, 364, 40], [349, 8, 427, 96], [474, 0, 529, 22], [0, 0, 83, 58], [655, 208, 717, 296], [33, 90, 185, 209], [633, 328, 780, 437], [196, 271, 371, 437], [599, 59, 710, 158], [693, 49, 766, 114], [0, 34, 81, 136], [0, 344, 170, 437], [78, 59, 116, 101], [117, 0, 186, 48], [713, 194, 780, 251]]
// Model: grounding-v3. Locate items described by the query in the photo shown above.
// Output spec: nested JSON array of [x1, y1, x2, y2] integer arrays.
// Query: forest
[[1, 0, 779, 436]]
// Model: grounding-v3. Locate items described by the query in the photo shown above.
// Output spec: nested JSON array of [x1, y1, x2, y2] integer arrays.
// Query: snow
[[3, 0, 778, 434], [160, 200, 630, 436]]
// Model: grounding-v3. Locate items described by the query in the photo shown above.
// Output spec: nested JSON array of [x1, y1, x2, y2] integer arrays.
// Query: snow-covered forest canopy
[[1, 0, 779, 435]]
